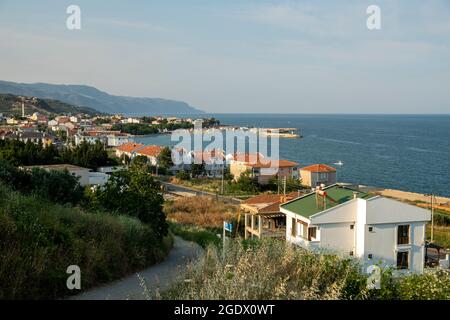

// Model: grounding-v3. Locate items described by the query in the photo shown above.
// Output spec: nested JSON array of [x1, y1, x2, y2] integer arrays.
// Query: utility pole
[[426, 193, 435, 243], [283, 176, 287, 196], [431, 194, 434, 243], [221, 160, 224, 195]]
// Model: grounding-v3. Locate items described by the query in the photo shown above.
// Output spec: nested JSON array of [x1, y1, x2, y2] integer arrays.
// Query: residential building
[[74, 132, 107, 145], [115, 142, 144, 159], [134, 145, 164, 165], [22, 164, 91, 186], [191, 149, 225, 177], [0, 129, 55, 146], [242, 192, 301, 239], [300, 164, 337, 187], [107, 134, 130, 147], [229, 153, 299, 185], [280, 184, 431, 273]]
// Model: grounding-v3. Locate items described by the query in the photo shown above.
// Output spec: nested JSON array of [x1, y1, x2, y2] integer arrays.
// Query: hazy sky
[[1, 0, 450, 113]]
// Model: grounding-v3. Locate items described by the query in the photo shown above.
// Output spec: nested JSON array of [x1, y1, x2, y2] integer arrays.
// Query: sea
[[133, 114, 450, 197]]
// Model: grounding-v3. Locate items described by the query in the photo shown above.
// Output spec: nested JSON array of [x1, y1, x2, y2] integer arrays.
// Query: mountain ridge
[[0, 80, 204, 115]]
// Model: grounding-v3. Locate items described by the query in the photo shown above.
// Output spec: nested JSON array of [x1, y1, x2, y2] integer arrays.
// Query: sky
[[0, 0, 450, 114]]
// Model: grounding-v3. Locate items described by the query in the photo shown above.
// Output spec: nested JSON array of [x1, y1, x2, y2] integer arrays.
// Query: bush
[[175, 170, 190, 181], [161, 239, 450, 300], [95, 166, 168, 239], [0, 183, 172, 299], [0, 160, 84, 205], [434, 211, 450, 226], [168, 222, 220, 248]]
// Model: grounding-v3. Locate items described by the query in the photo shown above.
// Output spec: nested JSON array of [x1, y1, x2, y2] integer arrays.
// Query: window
[[318, 173, 328, 181], [396, 251, 409, 270], [368, 254, 373, 259], [368, 226, 373, 232], [350, 224, 354, 230], [291, 218, 297, 237], [308, 227, 317, 241], [397, 225, 410, 245], [349, 251, 354, 256]]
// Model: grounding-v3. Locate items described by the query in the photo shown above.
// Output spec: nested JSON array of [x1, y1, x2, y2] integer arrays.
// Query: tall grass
[[164, 196, 240, 229], [161, 239, 450, 300], [0, 183, 173, 299]]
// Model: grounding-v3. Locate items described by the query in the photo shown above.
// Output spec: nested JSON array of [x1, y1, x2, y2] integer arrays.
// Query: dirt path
[[70, 236, 203, 300]]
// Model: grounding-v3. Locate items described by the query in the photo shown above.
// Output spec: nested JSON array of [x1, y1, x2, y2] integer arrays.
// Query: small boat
[[334, 160, 344, 166]]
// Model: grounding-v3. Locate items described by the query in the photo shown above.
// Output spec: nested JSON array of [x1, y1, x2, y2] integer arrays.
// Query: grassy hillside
[[0, 93, 101, 116], [0, 183, 172, 299]]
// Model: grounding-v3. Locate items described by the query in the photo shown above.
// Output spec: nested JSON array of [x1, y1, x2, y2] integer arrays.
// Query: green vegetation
[[157, 146, 174, 171], [168, 222, 220, 248], [161, 239, 450, 300], [427, 225, 450, 248], [92, 164, 168, 240], [0, 139, 115, 169], [0, 183, 172, 299], [111, 122, 193, 135], [0, 93, 99, 116], [0, 160, 84, 205]]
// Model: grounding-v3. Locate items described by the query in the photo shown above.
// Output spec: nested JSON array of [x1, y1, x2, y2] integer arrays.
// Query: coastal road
[[69, 236, 203, 300]]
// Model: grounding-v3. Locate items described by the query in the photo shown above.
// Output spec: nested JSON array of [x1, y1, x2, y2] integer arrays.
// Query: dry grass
[[164, 196, 241, 229], [158, 239, 450, 300], [161, 240, 357, 300]]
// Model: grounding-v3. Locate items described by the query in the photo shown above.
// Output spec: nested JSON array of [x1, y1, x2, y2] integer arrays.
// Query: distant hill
[[0, 80, 204, 115], [0, 93, 100, 116]]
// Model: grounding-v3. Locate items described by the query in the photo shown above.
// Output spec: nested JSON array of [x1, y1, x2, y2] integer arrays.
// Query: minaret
[[21, 97, 25, 117]]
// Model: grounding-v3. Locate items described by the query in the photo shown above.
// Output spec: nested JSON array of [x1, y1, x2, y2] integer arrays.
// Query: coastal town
[[1, 101, 449, 281]]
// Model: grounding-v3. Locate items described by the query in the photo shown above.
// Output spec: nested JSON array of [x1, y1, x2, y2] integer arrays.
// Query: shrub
[[161, 239, 450, 300], [0, 160, 84, 205], [168, 222, 220, 248], [0, 183, 172, 299]]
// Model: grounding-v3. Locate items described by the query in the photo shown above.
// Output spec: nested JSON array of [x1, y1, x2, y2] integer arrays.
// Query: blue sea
[[133, 114, 450, 197]]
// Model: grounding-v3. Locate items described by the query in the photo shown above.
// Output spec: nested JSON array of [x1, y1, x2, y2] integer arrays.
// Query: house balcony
[[244, 213, 286, 239]]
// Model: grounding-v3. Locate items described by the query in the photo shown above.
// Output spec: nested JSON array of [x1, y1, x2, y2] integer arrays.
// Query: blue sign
[[224, 221, 232, 232]]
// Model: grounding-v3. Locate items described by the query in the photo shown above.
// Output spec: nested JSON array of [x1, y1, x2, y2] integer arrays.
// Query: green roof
[[281, 185, 373, 219]]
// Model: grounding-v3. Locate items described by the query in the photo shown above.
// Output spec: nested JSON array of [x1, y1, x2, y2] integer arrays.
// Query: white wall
[[363, 222, 426, 273], [318, 223, 355, 255]]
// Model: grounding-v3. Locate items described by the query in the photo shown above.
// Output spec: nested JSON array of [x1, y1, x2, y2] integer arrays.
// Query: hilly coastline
[[0, 80, 204, 115]]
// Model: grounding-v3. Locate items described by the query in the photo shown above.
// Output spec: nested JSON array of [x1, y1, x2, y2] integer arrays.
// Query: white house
[[280, 184, 431, 273], [107, 134, 130, 147]]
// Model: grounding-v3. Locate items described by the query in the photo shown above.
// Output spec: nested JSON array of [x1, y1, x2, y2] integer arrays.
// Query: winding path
[[70, 236, 203, 300]]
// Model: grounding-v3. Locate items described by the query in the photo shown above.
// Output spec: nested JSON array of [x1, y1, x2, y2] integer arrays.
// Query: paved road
[[70, 236, 203, 300]]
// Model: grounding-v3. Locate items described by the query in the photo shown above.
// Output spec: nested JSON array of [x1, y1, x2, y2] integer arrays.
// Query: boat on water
[[334, 160, 344, 166]]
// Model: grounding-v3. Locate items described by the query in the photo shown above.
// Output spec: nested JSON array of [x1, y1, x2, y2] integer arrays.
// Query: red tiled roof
[[136, 145, 163, 157], [247, 159, 298, 168], [231, 152, 264, 163], [192, 149, 225, 163], [116, 142, 144, 153], [243, 192, 300, 213], [300, 164, 336, 173]]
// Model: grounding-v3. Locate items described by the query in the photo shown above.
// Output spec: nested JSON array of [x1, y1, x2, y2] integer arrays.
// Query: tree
[[97, 166, 167, 239], [61, 141, 113, 169], [235, 170, 259, 193], [191, 163, 205, 178], [157, 147, 173, 171]]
